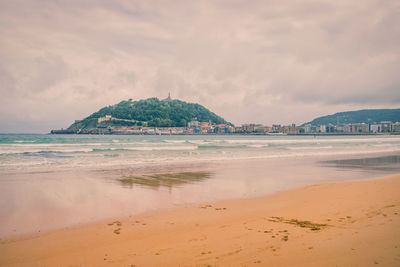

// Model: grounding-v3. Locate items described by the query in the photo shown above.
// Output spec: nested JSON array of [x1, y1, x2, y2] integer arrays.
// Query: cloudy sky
[[0, 0, 399, 132]]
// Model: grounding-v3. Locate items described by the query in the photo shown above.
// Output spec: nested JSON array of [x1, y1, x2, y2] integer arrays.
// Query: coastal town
[[52, 115, 400, 135], [50, 95, 400, 135]]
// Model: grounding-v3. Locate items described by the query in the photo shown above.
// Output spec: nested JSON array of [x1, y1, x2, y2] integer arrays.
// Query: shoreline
[[2, 151, 399, 240], [1, 173, 400, 266], [3, 148, 400, 175]]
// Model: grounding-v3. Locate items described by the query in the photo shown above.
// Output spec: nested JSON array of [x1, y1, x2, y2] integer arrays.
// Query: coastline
[[49, 131, 400, 136], [1, 173, 399, 266]]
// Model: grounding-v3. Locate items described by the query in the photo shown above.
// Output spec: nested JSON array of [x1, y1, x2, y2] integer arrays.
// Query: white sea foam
[[247, 144, 268, 148], [1, 134, 400, 174], [287, 146, 334, 150], [116, 145, 197, 151], [164, 140, 188, 144]]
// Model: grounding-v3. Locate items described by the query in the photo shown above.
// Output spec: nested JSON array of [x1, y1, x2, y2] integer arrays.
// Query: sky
[[0, 0, 399, 133]]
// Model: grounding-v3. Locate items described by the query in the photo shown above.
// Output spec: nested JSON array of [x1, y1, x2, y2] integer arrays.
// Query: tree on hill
[[303, 109, 400, 126]]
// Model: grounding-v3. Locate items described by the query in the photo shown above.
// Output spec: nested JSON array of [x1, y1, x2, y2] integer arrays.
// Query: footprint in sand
[[107, 221, 123, 234], [131, 220, 147, 226], [108, 221, 122, 227]]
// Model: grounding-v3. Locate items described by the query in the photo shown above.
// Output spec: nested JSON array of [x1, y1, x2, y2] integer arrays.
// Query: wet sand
[[1, 174, 400, 266]]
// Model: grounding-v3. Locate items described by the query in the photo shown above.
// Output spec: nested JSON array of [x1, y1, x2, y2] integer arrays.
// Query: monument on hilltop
[[163, 92, 172, 102]]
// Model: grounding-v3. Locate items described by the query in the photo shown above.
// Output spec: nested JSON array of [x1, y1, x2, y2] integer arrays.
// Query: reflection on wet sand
[[320, 155, 400, 172], [118, 171, 211, 189]]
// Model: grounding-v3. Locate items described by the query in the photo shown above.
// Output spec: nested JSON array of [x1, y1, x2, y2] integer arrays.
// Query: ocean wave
[[92, 148, 129, 152], [164, 140, 187, 144], [2, 134, 400, 175], [0, 148, 93, 156], [5, 143, 104, 147], [186, 140, 212, 145], [197, 145, 248, 150], [92, 146, 198, 152], [21, 151, 73, 158], [246, 144, 269, 148], [287, 146, 334, 150], [2, 145, 400, 174]]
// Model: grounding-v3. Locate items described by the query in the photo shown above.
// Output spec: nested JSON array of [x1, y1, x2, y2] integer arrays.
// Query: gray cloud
[[0, 0, 399, 132]]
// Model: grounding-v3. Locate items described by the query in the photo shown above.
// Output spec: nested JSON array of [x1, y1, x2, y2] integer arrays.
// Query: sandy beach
[[1, 173, 400, 267]]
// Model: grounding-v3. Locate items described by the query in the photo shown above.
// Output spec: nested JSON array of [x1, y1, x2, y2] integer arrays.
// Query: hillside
[[67, 97, 230, 131], [303, 109, 400, 126]]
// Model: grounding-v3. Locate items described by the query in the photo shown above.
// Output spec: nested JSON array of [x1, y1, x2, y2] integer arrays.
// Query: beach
[[2, 134, 400, 238], [1, 173, 399, 266], [1, 134, 400, 266]]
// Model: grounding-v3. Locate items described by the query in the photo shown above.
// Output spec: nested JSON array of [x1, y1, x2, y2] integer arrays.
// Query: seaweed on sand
[[269, 216, 328, 231]]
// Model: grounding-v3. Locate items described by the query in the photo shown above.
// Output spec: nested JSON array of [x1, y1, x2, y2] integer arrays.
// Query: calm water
[[1, 134, 400, 238]]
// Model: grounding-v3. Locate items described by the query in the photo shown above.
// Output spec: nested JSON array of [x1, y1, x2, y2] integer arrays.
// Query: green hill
[[67, 97, 230, 131], [303, 109, 400, 126]]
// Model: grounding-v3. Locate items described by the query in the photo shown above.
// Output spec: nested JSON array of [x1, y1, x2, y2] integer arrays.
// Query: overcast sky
[[0, 0, 399, 133]]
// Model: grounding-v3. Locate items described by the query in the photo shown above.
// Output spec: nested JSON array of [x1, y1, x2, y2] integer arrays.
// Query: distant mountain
[[66, 97, 230, 131], [303, 109, 400, 126]]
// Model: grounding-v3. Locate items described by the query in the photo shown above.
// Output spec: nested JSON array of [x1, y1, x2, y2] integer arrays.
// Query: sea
[[1, 133, 400, 238]]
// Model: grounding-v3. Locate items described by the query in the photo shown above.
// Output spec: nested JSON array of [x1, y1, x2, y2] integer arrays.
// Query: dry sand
[[1, 174, 400, 267]]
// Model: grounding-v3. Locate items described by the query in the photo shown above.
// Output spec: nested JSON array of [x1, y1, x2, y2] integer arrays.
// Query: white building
[[370, 124, 381, 133], [188, 120, 200, 128]]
